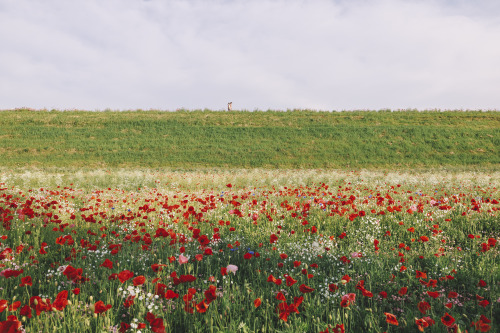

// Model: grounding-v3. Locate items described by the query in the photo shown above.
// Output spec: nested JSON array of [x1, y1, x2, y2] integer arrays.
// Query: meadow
[[0, 169, 498, 332], [0, 110, 498, 332], [0, 109, 498, 169]]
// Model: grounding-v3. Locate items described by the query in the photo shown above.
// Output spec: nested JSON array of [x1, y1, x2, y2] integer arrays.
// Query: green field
[[0, 109, 498, 169]]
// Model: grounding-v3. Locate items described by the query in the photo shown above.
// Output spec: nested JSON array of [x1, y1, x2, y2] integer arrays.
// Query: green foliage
[[0, 109, 498, 169]]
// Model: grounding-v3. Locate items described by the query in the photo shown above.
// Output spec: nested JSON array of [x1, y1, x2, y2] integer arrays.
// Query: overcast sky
[[1, 0, 500, 111]]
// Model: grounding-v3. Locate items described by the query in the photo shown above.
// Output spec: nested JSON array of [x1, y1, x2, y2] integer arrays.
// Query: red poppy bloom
[[195, 300, 208, 313], [8, 301, 20, 311], [478, 300, 489, 308], [243, 253, 252, 259], [20, 276, 32, 287], [204, 285, 217, 304], [329, 283, 339, 292], [0, 316, 22, 332], [94, 300, 112, 314], [100, 259, 113, 269], [117, 270, 134, 283], [427, 291, 440, 299], [151, 264, 168, 273], [384, 312, 398, 326], [164, 290, 179, 299], [254, 298, 261, 308], [340, 298, 350, 308], [123, 295, 136, 308], [441, 313, 455, 327], [133, 275, 146, 286], [72, 288, 80, 295], [285, 275, 297, 287], [279, 253, 288, 260], [418, 301, 431, 314], [398, 287, 408, 296], [20, 304, 32, 318], [270, 234, 278, 243], [299, 284, 314, 293], [293, 260, 301, 267], [416, 270, 427, 279], [420, 236, 429, 242], [276, 292, 287, 301]]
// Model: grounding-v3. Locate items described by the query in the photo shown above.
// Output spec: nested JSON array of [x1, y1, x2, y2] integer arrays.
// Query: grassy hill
[[0, 109, 498, 169]]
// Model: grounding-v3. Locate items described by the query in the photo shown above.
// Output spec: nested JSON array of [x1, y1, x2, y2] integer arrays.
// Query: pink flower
[[226, 265, 238, 274], [178, 254, 189, 265], [351, 252, 362, 258]]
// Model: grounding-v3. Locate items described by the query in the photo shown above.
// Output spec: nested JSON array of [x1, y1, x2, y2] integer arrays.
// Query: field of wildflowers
[[0, 170, 498, 332]]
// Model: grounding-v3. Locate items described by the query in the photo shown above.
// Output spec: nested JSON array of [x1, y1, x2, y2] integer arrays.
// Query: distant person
[[228, 102, 232, 111]]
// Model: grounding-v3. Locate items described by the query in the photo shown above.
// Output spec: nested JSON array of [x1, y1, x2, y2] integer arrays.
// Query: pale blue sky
[[1, 0, 499, 111]]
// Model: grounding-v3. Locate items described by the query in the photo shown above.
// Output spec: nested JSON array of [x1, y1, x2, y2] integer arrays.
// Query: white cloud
[[0, 0, 499, 110]]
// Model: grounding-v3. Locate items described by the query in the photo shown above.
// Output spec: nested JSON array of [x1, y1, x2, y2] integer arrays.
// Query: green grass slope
[[0, 109, 498, 169]]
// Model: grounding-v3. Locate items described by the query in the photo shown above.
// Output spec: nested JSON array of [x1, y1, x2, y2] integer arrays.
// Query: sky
[[1, 0, 500, 111]]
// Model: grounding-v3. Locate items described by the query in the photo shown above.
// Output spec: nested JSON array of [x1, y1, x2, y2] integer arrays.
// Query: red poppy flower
[[20, 276, 32, 287], [279, 253, 288, 260], [164, 290, 179, 299], [148, 317, 166, 333], [20, 305, 32, 318], [1, 269, 24, 279], [94, 300, 112, 314], [420, 236, 429, 242], [254, 298, 261, 308], [441, 313, 455, 327], [8, 301, 20, 311], [427, 291, 440, 299], [133, 275, 146, 286], [243, 253, 252, 259], [52, 290, 69, 311], [329, 283, 339, 292], [123, 295, 136, 308], [151, 264, 167, 273], [384, 312, 399, 326], [299, 284, 314, 293], [195, 300, 208, 313], [340, 298, 350, 308], [204, 285, 217, 304], [270, 234, 278, 243], [0, 316, 22, 332], [478, 300, 489, 308], [99, 259, 113, 269], [72, 288, 80, 295], [220, 267, 227, 276], [293, 260, 301, 267], [276, 292, 287, 301], [285, 275, 297, 287], [416, 270, 427, 279], [418, 301, 431, 314], [478, 279, 487, 287], [118, 270, 134, 283], [398, 287, 408, 296]]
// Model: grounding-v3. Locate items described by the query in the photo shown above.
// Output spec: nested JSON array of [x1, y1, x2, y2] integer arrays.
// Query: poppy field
[[0, 170, 498, 332]]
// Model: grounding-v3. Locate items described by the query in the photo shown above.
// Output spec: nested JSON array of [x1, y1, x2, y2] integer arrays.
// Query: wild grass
[[0, 109, 498, 169]]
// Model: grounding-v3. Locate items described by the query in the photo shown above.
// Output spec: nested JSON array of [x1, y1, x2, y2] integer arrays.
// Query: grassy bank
[[0, 109, 498, 169]]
